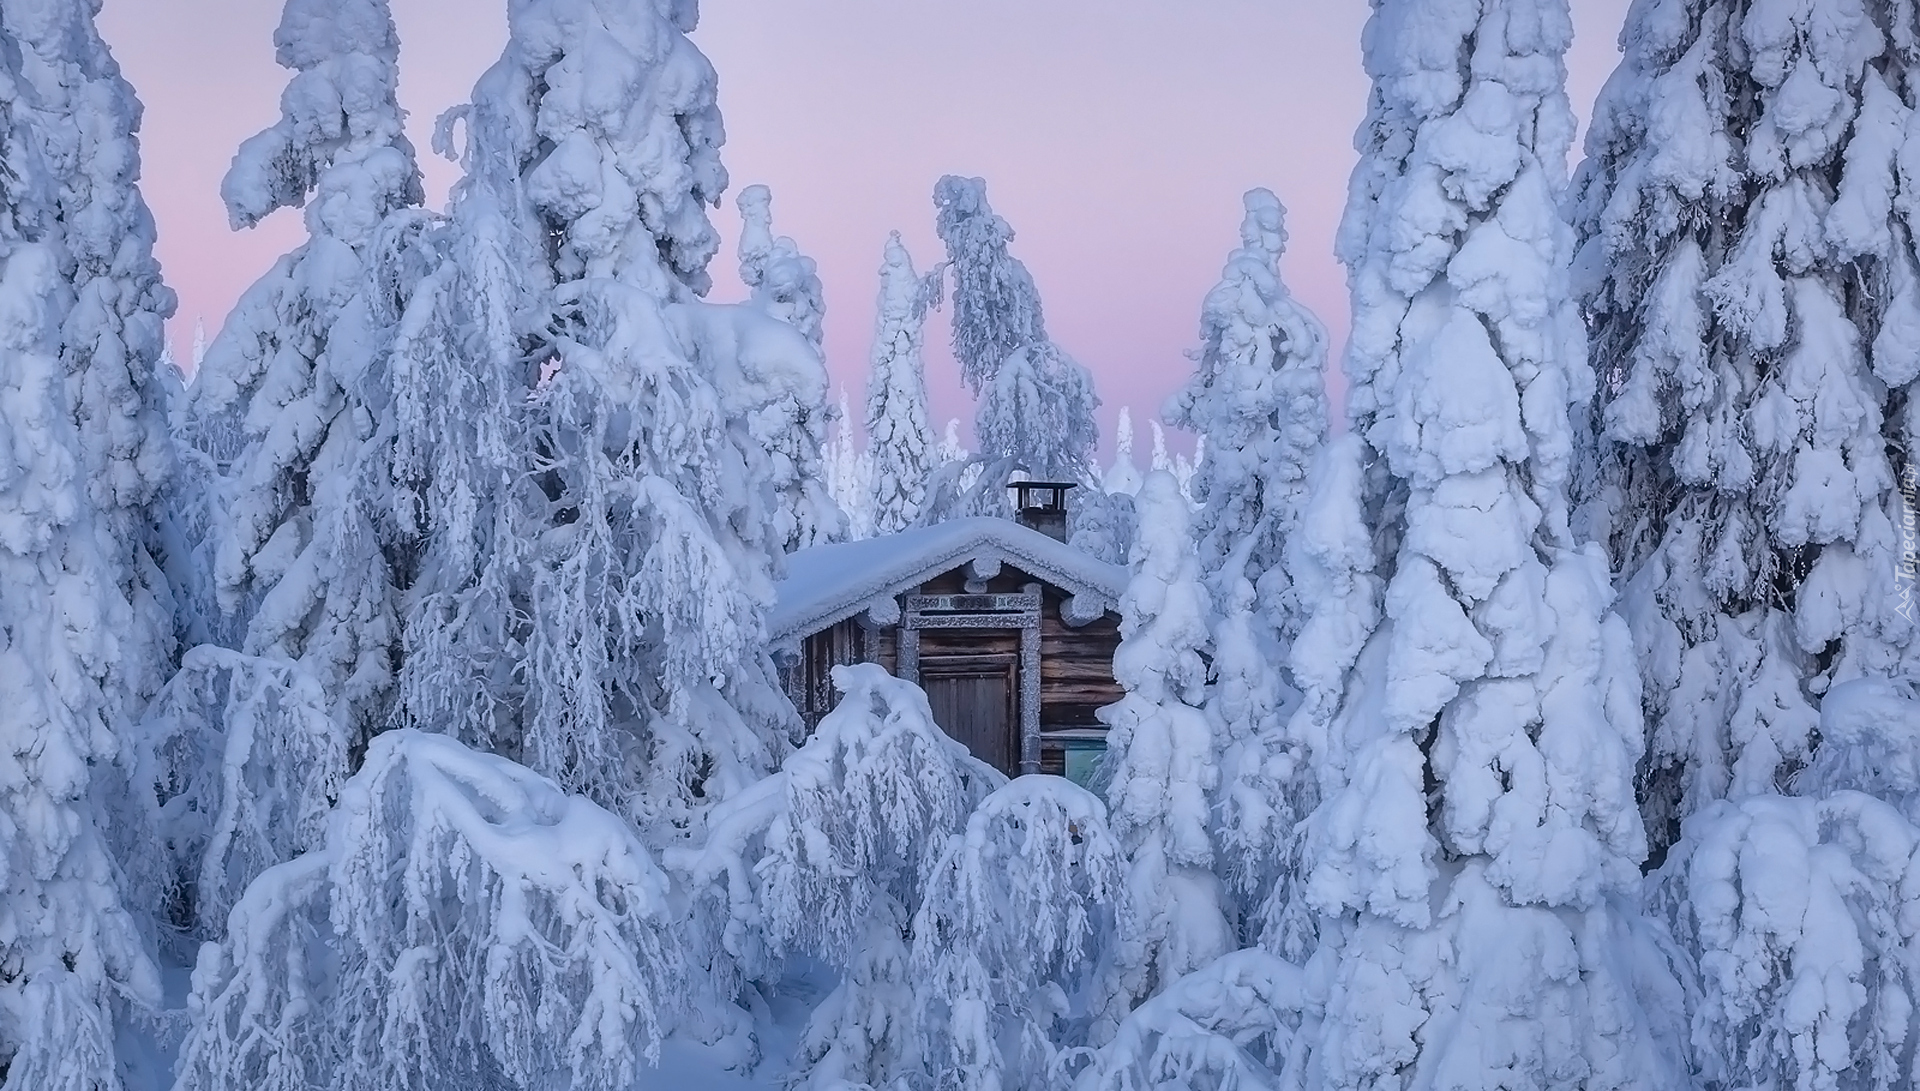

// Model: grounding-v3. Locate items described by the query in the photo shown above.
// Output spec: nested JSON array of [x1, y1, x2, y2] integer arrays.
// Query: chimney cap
[[1010, 479, 1078, 511]]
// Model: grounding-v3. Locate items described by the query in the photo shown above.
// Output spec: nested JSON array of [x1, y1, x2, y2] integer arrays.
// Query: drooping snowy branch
[[1072, 948, 1312, 1091], [174, 730, 687, 1091], [759, 664, 1003, 963], [1648, 678, 1920, 1090], [115, 646, 344, 948], [700, 663, 1002, 1089], [974, 340, 1102, 486], [913, 777, 1127, 1091]]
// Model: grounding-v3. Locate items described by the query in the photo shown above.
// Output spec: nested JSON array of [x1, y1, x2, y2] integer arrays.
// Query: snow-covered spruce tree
[[912, 777, 1128, 1091], [1654, 678, 1920, 1090], [1095, 472, 1233, 1023], [1103, 407, 1143, 496], [865, 230, 939, 535], [138, 0, 426, 939], [407, 0, 822, 842], [0, 3, 180, 1085], [1569, 0, 1920, 859], [13, 0, 180, 716], [190, 0, 424, 718], [677, 664, 1004, 1088], [1163, 189, 1328, 935], [172, 730, 686, 1091], [736, 183, 842, 551], [1281, 1, 1694, 1085], [1167, 187, 1330, 620], [824, 386, 874, 540], [929, 175, 1100, 511]]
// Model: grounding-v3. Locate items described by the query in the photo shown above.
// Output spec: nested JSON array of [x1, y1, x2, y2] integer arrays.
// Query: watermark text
[[1899, 463, 1917, 623]]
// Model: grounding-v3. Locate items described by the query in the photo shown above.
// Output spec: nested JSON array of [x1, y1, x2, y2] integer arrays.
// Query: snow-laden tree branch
[[1653, 678, 1920, 1089], [676, 663, 1000, 1088], [174, 730, 686, 1091], [913, 776, 1127, 1091], [760, 664, 1003, 964], [1071, 948, 1313, 1091], [115, 647, 343, 951]]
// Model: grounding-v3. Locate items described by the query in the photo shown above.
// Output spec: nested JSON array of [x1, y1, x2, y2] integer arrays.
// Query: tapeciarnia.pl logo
[[1900, 462, 1917, 623]]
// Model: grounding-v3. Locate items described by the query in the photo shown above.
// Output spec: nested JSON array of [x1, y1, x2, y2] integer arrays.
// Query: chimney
[[1011, 479, 1076, 542]]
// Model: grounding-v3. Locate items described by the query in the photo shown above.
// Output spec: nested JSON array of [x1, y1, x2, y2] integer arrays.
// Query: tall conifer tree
[[0, 0, 177, 1084], [1285, 1, 1692, 1083]]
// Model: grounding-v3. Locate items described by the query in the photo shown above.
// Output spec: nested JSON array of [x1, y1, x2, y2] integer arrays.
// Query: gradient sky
[[99, 0, 1635, 455]]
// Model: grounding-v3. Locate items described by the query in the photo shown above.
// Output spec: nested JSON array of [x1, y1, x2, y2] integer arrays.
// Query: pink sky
[[99, 0, 1633, 455]]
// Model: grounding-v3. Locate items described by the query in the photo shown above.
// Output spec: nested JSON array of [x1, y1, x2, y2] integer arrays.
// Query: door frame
[[897, 584, 1044, 775]]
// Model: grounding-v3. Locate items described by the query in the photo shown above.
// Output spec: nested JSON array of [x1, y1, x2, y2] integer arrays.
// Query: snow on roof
[[771, 517, 1127, 646]]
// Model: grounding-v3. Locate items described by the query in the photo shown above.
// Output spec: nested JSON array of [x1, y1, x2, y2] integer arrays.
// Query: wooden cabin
[[770, 496, 1126, 785]]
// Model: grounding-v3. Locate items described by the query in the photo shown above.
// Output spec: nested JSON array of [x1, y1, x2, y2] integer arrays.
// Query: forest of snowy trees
[[4, 0, 1920, 1089]]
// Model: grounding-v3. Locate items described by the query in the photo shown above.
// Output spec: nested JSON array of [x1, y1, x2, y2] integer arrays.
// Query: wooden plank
[[920, 654, 1018, 774], [919, 628, 1020, 658]]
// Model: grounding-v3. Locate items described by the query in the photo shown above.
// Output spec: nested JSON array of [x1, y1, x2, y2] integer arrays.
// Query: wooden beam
[[1061, 593, 1111, 627], [858, 591, 902, 629]]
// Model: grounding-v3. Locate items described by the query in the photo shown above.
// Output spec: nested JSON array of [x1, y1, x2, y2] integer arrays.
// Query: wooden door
[[919, 654, 1017, 774]]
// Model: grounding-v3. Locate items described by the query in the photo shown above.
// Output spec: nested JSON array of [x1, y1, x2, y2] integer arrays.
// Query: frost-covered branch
[[760, 664, 1003, 963]]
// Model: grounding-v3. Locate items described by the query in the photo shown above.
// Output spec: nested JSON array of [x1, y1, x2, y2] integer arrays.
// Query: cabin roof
[[770, 517, 1128, 646]]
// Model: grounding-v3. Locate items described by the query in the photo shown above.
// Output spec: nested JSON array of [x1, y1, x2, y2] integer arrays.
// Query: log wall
[[782, 562, 1123, 749]]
